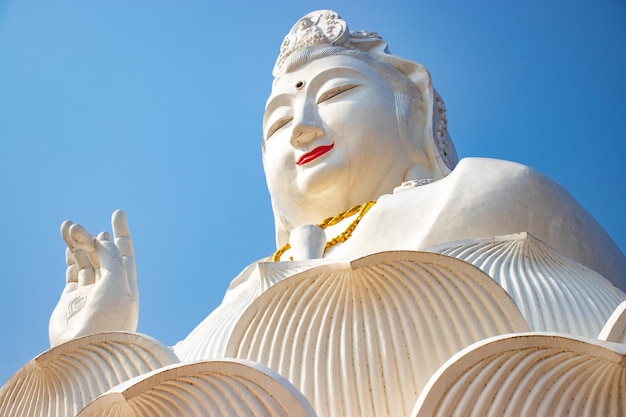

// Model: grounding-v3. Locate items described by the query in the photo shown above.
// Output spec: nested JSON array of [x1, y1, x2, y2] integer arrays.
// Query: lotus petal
[[428, 232, 625, 337], [599, 300, 626, 343], [175, 259, 334, 361], [226, 251, 529, 417], [76, 359, 317, 417], [411, 333, 626, 417], [0, 332, 179, 417]]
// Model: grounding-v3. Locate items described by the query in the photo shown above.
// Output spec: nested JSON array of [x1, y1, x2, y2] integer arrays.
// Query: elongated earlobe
[[403, 163, 433, 183]]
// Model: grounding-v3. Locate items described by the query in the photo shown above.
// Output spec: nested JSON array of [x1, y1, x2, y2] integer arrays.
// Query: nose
[[290, 103, 324, 148]]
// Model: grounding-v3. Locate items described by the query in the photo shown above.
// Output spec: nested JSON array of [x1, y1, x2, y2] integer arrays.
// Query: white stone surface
[[428, 233, 626, 337], [76, 359, 317, 417], [599, 300, 626, 343], [0, 332, 178, 417], [2, 8, 626, 417], [49, 210, 138, 348], [267, 156, 626, 289], [173, 258, 336, 361], [411, 333, 626, 417], [260, 11, 625, 287], [225, 251, 529, 417]]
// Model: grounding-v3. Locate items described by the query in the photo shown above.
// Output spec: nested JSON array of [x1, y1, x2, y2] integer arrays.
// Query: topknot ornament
[[273, 10, 381, 76]]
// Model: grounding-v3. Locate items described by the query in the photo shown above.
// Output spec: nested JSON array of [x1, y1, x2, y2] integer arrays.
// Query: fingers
[[65, 248, 78, 283], [63, 247, 79, 294], [111, 209, 137, 295], [62, 222, 79, 293], [61, 220, 75, 251], [69, 223, 96, 250], [61, 220, 99, 287], [112, 210, 134, 258], [60, 211, 134, 290], [74, 249, 96, 286], [71, 223, 100, 271]]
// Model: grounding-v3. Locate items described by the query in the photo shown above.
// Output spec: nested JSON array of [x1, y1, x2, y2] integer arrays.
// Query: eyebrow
[[263, 66, 368, 125], [308, 66, 366, 92], [264, 93, 293, 127]]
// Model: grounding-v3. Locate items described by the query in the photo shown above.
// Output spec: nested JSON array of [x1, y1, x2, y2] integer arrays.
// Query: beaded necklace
[[272, 201, 376, 262]]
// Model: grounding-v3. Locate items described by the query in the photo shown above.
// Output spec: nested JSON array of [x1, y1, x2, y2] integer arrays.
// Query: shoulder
[[450, 157, 554, 187], [443, 157, 573, 209], [375, 157, 566, 233], [377, 157, 625, 287]]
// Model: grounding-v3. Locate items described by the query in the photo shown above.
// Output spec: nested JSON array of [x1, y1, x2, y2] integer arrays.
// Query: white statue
[[2, 10, 626, 417]]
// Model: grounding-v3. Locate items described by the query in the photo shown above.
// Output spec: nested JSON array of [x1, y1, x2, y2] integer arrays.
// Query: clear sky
[[0, 1, 624, 384]]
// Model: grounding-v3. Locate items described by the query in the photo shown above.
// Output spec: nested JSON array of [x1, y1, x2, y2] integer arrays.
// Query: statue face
[[262, 55, 415, 224]]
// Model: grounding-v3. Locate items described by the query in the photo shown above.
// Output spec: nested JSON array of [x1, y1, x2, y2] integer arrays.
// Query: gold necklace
[[272, 201, 376, 262]]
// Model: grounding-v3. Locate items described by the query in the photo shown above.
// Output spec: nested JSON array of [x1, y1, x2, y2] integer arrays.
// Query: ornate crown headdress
[[273, 10, 382, 77]]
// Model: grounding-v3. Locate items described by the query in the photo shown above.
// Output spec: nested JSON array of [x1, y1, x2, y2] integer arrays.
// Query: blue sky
[[0, 1, 624, 384]]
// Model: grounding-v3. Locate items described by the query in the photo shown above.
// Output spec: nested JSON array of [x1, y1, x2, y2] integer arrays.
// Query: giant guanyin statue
[[2, 10, 626, 417]]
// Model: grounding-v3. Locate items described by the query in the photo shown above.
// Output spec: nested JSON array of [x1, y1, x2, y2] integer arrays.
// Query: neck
[[286, 168, 434, 228], [284, 189, 381, 229], [272, 163, 437, 247], [273, 200, 376, 261]]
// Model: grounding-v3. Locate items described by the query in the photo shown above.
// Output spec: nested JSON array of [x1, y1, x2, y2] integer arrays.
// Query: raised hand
[[49, 210, 138, 347]]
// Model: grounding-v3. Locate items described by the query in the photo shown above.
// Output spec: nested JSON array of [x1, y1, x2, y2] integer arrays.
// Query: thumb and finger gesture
[[50, 210, 138, 347], [61, 210, 135, 289]]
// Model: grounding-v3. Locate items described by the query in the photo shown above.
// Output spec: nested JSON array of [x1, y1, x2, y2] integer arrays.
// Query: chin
[[296, 161, 348, 199]]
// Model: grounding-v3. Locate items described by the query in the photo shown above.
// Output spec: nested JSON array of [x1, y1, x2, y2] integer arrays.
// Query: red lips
[[296, 144, 334, 166]]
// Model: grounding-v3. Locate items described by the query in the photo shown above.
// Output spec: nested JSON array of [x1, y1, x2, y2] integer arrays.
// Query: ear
[[364, 42, 457, 177], [357, 39, 434, 107], [379, 57, 436, 174]]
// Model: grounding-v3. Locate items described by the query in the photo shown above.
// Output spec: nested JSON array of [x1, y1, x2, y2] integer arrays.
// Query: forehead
[[268, 55, 382, 100]]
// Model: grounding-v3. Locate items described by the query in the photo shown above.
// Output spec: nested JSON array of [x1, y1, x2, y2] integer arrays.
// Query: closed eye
[[266, 116, 293, 140], [317, 84, 360, 104]]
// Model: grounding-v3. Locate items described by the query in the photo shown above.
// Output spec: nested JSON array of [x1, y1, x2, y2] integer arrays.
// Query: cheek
[[264, 131, 293, 162], [263, 139, 297, 189], [323, 93, 397, 131], [323, 105, 398, 153]]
